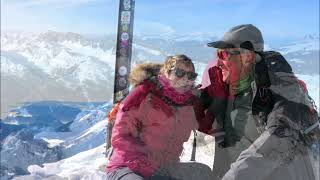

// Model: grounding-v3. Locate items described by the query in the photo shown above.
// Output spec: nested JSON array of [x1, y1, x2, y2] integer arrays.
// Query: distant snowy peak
[[0, 51, 45, 77], [279, 35, 319, 55], [303, 34, 320, 41], [59, 40, 115, 65], [137, 32, 217, 43], [1, 55, 26, 76], [280, 42, 318, 55], [37, 31, 84, 43], [1, 31, 116, 84], [174, 32, 217, 42]]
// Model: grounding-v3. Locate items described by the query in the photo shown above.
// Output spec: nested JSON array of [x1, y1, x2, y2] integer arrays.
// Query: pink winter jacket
[[106, 80, 199, 177]]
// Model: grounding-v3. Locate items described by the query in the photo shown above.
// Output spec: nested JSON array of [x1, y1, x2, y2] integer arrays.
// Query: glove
[[207, 66, 229, 99], [206, 66, 229, 146]]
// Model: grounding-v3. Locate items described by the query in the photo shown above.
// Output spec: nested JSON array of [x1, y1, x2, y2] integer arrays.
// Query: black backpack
[[252, 51, 319, 146]]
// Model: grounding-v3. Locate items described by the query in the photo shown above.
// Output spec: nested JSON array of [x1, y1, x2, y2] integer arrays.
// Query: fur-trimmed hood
[[129, 63, 163, 87]]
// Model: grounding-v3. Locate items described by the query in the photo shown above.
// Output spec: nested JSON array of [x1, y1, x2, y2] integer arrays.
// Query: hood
[[129, 63, 163, 87]]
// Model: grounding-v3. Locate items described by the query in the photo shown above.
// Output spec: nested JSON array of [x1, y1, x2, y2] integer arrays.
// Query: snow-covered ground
[[1, 102, 110, 180], [13, 131, 215, 180], [33, 103, 110, 158], [14, 145, 107, 180], [8, 100, 215, 180]]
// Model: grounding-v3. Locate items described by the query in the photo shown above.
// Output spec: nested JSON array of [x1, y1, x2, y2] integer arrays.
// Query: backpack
[[252, 51, 320, 146]]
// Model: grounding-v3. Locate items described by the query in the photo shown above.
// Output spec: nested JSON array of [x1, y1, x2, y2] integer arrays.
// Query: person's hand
[[206, 66, 230, 146], [207, 66, 228, 99]]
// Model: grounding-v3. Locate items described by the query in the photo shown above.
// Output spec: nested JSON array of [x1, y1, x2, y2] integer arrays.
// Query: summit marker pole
[[106, 0, 135, 157]]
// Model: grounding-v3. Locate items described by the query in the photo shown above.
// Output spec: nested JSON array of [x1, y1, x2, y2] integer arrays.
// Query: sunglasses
[[217, 50, 241, 60], [172, 68, 198, 80]]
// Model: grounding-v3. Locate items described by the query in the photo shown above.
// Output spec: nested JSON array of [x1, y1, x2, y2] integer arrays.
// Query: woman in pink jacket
[[106, 55, 213, 180]]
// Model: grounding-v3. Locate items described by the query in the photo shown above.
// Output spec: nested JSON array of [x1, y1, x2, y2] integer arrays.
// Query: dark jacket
[[202, 51, 319, 180], [202, 51, 319, 146]]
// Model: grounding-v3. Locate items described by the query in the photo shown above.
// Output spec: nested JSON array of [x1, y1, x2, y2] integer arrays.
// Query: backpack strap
[[252, 53, 274, 131], [303, 121, 320, 135]]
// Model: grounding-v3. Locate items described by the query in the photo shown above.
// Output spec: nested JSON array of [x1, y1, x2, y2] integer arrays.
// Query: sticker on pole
[[119, 57, 127, 64], [119, 48, 127, 56], [118, 66, 128, 76], [121, 33, 129, 41], [121, 40, 128, 48], [118, 77, 127, 87], [123, 0, 131, 10], [121, 24, 129, 32], [121, 11, 131, 24]]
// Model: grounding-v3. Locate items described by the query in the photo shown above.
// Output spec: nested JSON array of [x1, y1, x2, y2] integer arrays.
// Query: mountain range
[[1, 31, 319, 119]]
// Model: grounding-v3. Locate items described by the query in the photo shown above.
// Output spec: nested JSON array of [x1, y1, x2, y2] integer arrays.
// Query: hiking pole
[[190, 130, 197, 161], [106, 0, 135, 158]]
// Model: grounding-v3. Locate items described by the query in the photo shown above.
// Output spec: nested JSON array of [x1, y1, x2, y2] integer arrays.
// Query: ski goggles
[[172, 68, 198, 80], [217, 49, 241, 60]]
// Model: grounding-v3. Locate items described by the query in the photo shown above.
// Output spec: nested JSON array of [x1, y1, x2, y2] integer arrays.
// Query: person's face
[[166, 62, 197, 93], [216, 48, 255, 84]]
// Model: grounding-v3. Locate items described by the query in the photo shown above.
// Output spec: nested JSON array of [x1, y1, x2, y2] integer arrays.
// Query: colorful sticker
[[119, 57, 127, 64], [123, 0, 131, 10], [121, 32, 129, 41], [121, 11, 131, 24], [120, 40, 128, 48], [119, 48, 127, 56], [115, 91, 124, 102], [118, 66, 128, 76], [118, 77, 127, 87], [115, 89, 129, 102], [121, 24, 129, 32]]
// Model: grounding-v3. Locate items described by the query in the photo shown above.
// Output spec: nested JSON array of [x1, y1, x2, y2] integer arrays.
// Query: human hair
[[160, 54, 195, 76]]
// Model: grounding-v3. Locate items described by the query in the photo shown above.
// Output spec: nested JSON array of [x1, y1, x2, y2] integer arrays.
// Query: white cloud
[[1, 1, 57, 32], [135, 21, 176, 36], [1, 0, 115, 34]]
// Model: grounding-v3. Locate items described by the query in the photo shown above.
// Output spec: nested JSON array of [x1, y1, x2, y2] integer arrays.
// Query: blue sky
[[1, 0, 319, 40]]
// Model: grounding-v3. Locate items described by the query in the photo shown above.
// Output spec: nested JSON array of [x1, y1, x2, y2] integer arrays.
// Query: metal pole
[[106, 0, 135, 157]]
